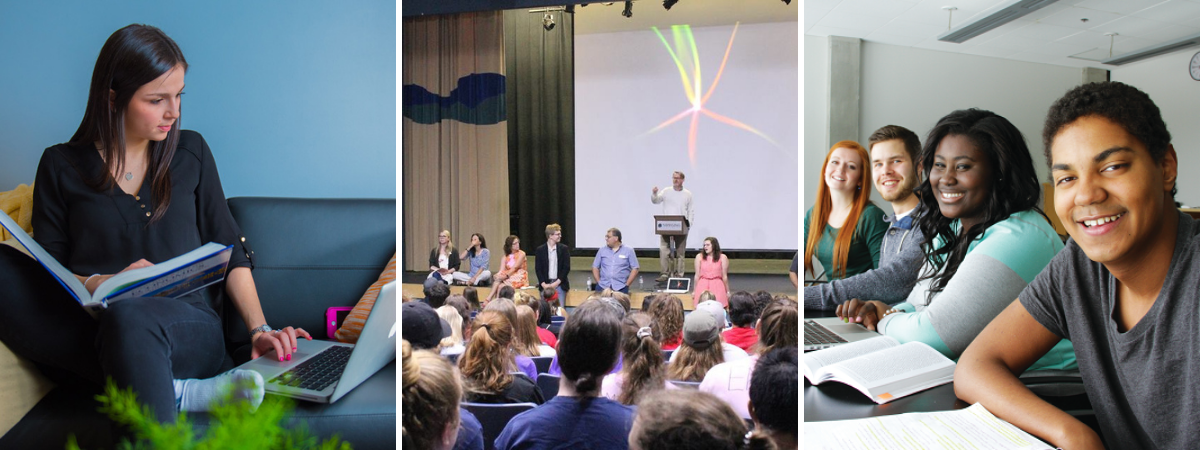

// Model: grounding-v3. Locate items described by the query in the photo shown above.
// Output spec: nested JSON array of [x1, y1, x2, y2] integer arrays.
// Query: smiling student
[[838, 110, 1075, 371], [956, 82, 1192, 450], [804, 141, 888, 282], [805, 125, 927, 310]]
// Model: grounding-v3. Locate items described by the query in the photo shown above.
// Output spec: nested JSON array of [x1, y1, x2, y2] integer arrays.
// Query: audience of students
[[694, 298, 729, 328], [837, 109, 1076, 372], [667, 310, 746, 382], [482, 298, 539, 380], [601, 311, 674, 405], [693, 236, 731, 306], [445, 295, 473, 341], [701, 298, 797, 419], [436, 305, 466, 357], [804, 140, 888, 282], [806, 125, 928, 311], [427, 230, 460, 289], [750, 347, 798, 450], [722, 291, 759, 352], [402, 339, 480, 450], [457, 310, 544, 405], [628, 390, 776, 450], [956, 81, 1191, 450], [401, 301, 451, 352], [462, 286, 482, 312], [495, 300, 635, 450], [649, 295, 685, 351], [453, 233, 492, 286]]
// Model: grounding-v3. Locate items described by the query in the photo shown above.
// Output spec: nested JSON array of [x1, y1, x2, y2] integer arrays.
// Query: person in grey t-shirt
[[955, 81, 1191, 450], [804, 125, 926, 310]]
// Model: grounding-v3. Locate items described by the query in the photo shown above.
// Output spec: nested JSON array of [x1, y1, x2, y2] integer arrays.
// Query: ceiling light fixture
[[1102, 31, 1200, 65], [622, 1, 633, 18], [937, 0, 1060, 43], [663, 0, 678, 10]]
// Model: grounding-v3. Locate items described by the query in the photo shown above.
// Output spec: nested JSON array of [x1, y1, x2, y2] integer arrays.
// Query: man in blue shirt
[[591, 228, 639, 294]]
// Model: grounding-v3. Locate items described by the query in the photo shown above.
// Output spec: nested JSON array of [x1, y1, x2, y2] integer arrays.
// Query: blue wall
[[0, 1, 396, 198]]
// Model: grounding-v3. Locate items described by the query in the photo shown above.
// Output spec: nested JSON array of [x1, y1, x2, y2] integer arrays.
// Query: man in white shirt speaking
[[651, 171, 694, 281]]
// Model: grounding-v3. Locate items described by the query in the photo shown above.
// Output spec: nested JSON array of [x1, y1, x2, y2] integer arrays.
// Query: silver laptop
[[804, 317, 879, 352], [236, 281, 398, 403], [663, 277, 691, 294]]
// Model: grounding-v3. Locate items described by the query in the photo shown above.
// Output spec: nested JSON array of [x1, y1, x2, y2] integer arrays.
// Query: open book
[[804, 335, 955, 404], [1, 211, 232, 318]]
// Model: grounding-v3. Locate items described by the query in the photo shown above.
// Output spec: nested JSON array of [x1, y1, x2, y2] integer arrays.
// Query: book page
[[805, 335, 899, 381], [834, 341, 954, 386], [806, 403, 1053, 450]]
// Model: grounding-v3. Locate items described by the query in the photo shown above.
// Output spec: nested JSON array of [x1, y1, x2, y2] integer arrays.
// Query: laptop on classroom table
[[804, 317, 879, 352], [235, 281, 398, 403]]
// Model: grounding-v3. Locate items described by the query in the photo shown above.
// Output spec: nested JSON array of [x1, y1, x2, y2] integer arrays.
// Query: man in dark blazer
[[535, 223, 571, 302]]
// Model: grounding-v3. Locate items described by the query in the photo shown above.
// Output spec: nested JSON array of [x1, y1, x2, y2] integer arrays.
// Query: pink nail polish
[[278, 356, 283, 362], [286, 354, 292, 361]]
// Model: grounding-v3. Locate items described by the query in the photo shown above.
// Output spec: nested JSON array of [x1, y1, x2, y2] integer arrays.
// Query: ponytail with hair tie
[[636, 326, 652, 339]]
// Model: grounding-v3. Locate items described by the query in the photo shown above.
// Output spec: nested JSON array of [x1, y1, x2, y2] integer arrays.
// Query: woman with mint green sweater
[[839, 109, 1075, 372]]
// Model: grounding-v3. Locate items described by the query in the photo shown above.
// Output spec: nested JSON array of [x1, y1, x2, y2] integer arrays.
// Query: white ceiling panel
[[806, 0, 1200, 68]]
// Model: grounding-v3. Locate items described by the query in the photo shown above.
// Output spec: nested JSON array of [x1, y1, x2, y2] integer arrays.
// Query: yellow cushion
[[335, 253, 397, 343], [0, 340, 54, 437]]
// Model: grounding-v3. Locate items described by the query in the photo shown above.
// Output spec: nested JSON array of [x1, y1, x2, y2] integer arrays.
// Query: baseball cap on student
[[402, 301, 452, 350], [694, 300, 728, 328], [683, 310, 721, 349]]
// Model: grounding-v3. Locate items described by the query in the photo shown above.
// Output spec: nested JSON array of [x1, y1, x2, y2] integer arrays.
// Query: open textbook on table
[[1, 211, 232, 318], [804, 335, 955, 404]]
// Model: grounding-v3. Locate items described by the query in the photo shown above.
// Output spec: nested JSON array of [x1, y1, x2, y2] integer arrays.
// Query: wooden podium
[[654, 215, 689, 236]]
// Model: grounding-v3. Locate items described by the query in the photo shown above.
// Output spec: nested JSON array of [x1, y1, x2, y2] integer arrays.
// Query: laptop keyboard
[[269, 345, 353, 391], [805, 320, 848, 346]]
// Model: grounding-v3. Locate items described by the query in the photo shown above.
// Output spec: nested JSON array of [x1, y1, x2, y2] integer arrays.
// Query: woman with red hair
[[804, 141, 887, 282]]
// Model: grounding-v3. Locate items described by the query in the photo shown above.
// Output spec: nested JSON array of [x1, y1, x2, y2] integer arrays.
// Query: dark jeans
[[595, 284, 630, 295], [0, 245, 227, 423]]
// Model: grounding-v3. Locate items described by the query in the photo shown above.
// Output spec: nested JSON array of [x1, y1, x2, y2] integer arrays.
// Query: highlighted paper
[[806, 403, 1055, 450]]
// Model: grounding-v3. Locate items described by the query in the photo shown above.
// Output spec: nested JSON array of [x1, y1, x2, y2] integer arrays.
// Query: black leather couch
[[0, 197, 397, 450]]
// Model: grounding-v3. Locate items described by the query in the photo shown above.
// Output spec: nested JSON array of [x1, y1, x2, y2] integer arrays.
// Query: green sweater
[[803, 203, 887, 281]]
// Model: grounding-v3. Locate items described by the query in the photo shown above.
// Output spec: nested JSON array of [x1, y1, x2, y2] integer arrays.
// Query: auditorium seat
[[536, 374, 561, 401], [531, 356, 553, 374], [462, 402, 538, 450]]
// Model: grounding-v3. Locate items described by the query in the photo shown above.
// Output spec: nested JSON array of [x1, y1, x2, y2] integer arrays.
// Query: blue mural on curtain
[[403, 73, 506, 125]]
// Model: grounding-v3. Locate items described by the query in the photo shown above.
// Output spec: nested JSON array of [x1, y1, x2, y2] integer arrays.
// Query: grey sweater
[[803, 211, 925, 310]]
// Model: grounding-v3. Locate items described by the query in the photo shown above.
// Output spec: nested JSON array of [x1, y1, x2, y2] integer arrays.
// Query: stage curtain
[[503, 9, 576, 254], [402, 12, 510, 274]]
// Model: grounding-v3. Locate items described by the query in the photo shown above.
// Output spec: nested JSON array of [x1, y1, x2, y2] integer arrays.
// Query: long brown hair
[[72, 24, 187, 224], [650, 296, 684, 348], [754, 298, 798, 356], [804, 140, 873, 278], [512, 305, 543, 357], [458, 311, 515, 394], [667, 340, 724, 382], [618, 312, 665, 405], [401, 340, 460, 450]]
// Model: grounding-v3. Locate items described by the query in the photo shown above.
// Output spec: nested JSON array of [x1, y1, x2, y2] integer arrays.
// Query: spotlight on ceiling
[[622, 1, 633, 18], [663, 0, 678, 10], [542, 12, 555, 31]]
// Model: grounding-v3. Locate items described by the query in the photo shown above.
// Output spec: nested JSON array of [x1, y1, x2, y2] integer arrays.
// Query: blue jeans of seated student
[[0, 245, 228, 424]]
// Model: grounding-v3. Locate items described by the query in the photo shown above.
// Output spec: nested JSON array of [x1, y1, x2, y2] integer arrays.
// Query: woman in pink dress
[[693, 237, 731, 307]]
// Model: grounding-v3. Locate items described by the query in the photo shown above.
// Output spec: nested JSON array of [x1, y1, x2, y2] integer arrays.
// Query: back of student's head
[[641, 293, 660, 313], [426, 282, 450, 308], [462, 286, 481, 311], [402, 340, 461, 450], [558, 299, 623, 396], [445, 295, 472, 337], [458, 310, 514, 394], [750, 347, 798, 444], [497, 284, 516, 300], [727, 291, 757, 328], [512, 291, 534, 308], [513, 305, 543, 357], [436, 305, 464, 348], [630, 390, 775, 450], [668, 311, 724, 382], [619, 312, 665, 405], [650, 296, 684, 345], [754, 299, 798, 355], [752, 290, 773, 319]]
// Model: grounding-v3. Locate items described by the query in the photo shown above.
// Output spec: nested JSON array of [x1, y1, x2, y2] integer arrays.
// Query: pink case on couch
[[326, 306, 354, 339]]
